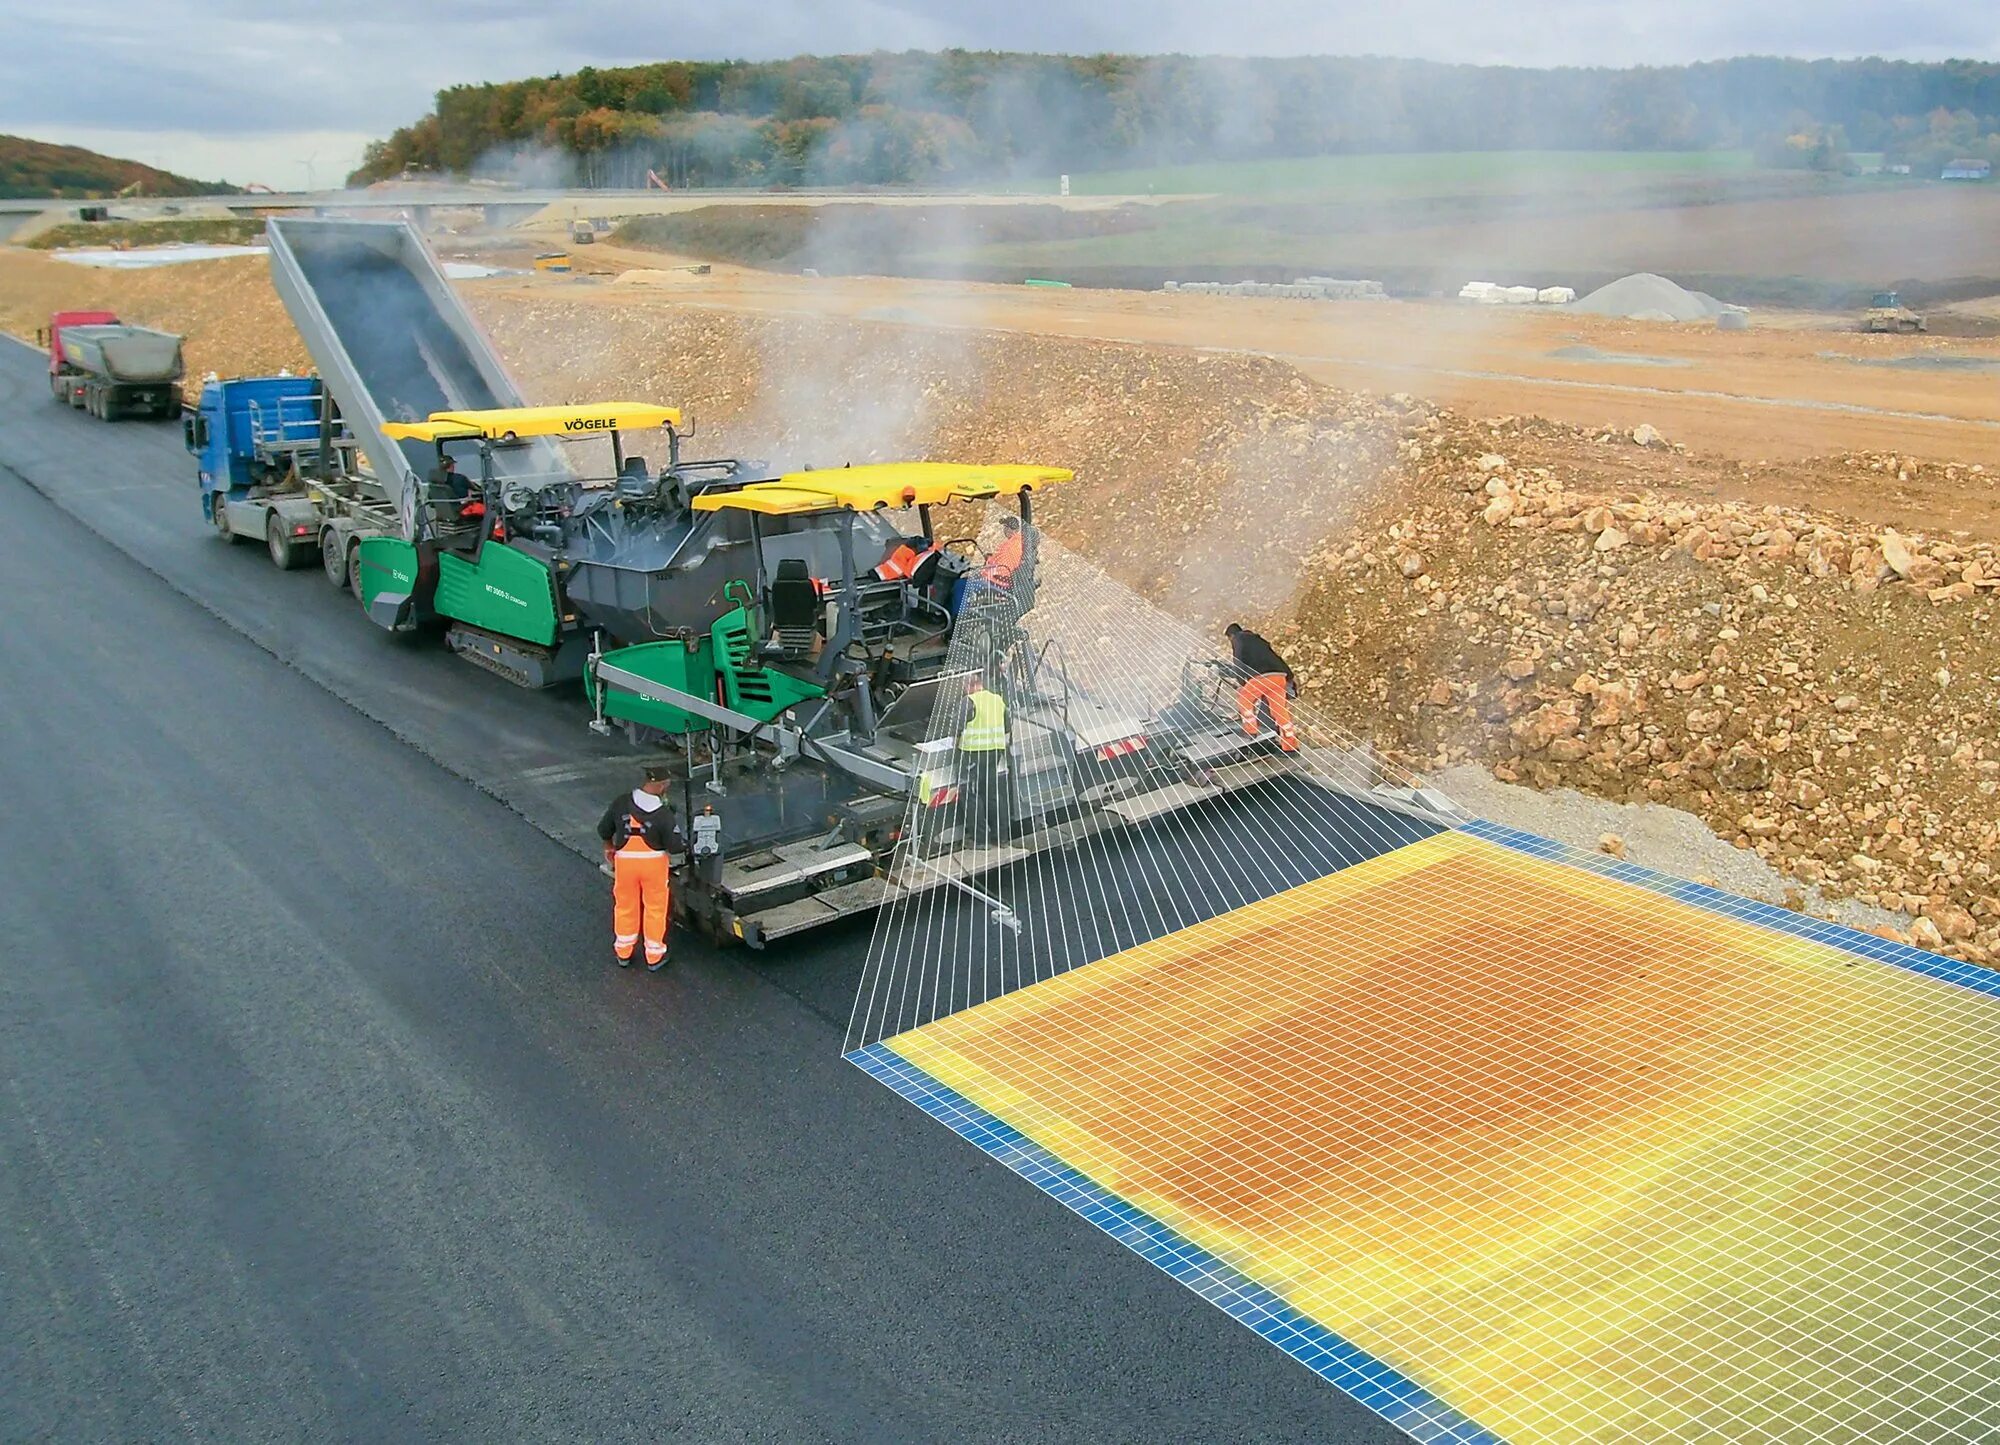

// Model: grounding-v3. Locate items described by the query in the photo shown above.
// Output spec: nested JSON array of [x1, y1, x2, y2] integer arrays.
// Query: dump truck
[[1865, 291, 1927, 333], [245, 217, 1445, 945], [46, 312, 185, 420], [186, 374, 398, 582]]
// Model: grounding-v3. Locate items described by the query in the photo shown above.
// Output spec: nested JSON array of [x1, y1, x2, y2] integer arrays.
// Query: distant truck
[[46, 311, 185, 419], [186, 375, 398, 582], [1864, 291, 1927, 333]]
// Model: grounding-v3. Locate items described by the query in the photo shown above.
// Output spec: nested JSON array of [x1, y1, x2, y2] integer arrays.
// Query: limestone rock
[[1717, 746, 1773, 791], [1933, 905, 1978, 943], [1510, 700, 1581, 754], [1880, 529, 1915, 580]]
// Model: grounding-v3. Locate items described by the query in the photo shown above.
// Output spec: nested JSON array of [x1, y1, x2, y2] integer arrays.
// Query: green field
[[1041, 148, 1759, 198], [616, 150, 1946, 304]]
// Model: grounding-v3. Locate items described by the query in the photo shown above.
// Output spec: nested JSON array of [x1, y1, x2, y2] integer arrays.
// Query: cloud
[[2, 0, 1994, 185]]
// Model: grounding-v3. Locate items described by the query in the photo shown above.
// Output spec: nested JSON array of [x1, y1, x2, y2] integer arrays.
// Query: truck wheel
[[212, 495, 243, 544], [321, 529, 348, 589], [267, 513, 306, 570], [347, 541, 365, 597]]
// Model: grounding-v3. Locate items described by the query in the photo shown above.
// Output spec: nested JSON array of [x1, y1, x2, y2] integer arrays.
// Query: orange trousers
[[1236, 673, 1299, 752], [612, 848, 671, 964]]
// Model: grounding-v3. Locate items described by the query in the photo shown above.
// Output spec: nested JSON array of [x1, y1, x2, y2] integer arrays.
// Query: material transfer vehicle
[[239, 217, 1381, 945]]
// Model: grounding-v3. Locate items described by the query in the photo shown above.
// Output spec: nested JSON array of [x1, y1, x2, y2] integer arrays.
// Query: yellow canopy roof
[[382, 402, 683, 443], [692, 462, 1071, 517]]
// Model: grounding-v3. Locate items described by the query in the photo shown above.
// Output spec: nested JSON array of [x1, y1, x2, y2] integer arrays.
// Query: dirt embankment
[[0, 249, 305, 381], [7, 248, 1994, 965]]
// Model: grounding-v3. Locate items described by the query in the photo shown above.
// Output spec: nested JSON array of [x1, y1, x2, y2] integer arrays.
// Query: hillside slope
[[0, 133, 233, 199]]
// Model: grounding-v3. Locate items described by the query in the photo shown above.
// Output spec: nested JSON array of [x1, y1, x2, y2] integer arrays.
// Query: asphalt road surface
[[0, 335, 1405, 1441]]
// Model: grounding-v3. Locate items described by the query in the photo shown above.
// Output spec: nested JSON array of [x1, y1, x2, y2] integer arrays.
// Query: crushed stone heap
[[1570, 272, 1727, 322]]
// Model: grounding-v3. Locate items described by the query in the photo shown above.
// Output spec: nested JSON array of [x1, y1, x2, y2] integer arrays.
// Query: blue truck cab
[[184, 374, 328, 521], [185, 374, 387, 576]]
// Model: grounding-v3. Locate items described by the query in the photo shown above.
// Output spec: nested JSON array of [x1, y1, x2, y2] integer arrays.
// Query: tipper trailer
[[241, 217, 1451, 945], [45, 311, 185, 420]]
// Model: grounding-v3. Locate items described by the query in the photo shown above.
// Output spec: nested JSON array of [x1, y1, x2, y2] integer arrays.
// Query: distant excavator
[[1864, 290, 1927, 333]]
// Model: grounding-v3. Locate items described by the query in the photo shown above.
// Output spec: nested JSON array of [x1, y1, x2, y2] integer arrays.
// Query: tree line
[[348, 52, 2000, 188]]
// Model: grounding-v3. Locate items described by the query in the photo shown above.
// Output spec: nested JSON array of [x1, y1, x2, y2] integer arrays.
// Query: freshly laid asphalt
[[0, 336, 1405, 1442]]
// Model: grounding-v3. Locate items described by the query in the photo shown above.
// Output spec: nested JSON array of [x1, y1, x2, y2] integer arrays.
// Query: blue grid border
[[1456, 818, 2000, 1002], [847, 1040, 1505, 1445]]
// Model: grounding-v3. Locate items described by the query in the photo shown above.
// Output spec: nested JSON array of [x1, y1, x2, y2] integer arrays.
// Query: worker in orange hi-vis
[[1225, 622, 1300, 753], [874, 534, 939, 581], [981, 515, 1025, 586], [597, 764, 684, 971]]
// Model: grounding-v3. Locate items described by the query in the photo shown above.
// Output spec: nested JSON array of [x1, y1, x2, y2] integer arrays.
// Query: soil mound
[[1570, 272, 1724, 322]]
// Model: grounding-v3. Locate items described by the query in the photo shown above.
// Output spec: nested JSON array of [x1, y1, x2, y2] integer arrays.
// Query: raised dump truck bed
[[265, 218, 570, 535]]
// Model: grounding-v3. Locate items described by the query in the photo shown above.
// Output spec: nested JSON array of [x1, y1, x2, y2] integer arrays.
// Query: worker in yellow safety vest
[[597, 764, 684, 971], [956, 673, 1010, 844]]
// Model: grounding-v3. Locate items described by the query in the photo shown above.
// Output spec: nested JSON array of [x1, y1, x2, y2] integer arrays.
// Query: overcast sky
[[5, 1, 1995, 188]]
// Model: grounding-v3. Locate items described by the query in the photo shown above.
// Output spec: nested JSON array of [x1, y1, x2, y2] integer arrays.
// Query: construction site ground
[[2, 239, 1993, 972], [503, 243, 2000, 513], [0, 346, 1395, 1440]]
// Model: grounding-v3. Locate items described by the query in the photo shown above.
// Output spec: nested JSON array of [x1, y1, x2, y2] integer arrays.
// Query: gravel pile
[[1570, 272, 1727, 323], [1432, 765, 1903, 933]]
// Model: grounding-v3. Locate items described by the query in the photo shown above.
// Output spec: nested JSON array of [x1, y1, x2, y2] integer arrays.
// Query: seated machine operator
[[426, 451, 485, 525]]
